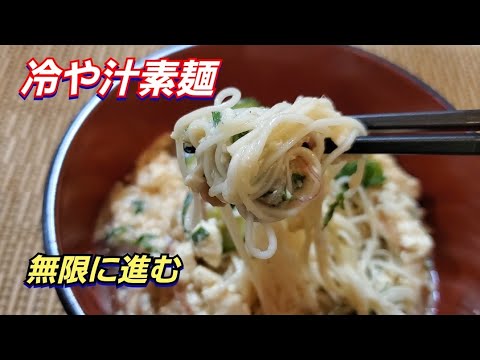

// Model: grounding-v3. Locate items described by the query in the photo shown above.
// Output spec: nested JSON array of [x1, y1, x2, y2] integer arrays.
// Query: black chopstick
[[355, 110, 480, 131], [324, 133, 480, 155], [322, 109, 480, 155]]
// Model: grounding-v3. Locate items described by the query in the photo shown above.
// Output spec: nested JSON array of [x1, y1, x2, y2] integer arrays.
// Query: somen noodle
[[167, 87, 434, 314]]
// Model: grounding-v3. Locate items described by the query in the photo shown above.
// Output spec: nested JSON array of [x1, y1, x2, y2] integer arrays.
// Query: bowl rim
[[42, 45, 454, 315]]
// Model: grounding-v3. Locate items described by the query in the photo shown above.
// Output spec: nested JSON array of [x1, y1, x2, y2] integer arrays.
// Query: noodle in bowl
[[96, 87, 437, 315]]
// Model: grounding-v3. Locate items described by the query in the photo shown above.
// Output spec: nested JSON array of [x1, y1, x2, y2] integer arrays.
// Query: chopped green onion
[[232, 97, 261, 109], [191, 226, 209, 244], [136, 234, 157, 251], [185, 154, 196, 168], [221, 226, 236, 253], [131, 199, 145, 215], [362, 160, 386, 188], [181, 192, 193, 232], [335, 160, 386, 188], [212, 111, 222, 126], [106, 226, 128, 240], [323, 159, 386, 228], [323, 191, 346, 228], [335, 161, 358, 179], [282, 189, 293, 201], [231, 130, 250, 143]]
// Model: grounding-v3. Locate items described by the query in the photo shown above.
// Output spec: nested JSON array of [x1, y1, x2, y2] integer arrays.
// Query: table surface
[[1, 45, 479, 315]]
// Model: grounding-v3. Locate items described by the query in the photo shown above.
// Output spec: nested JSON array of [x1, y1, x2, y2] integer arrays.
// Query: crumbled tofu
[[202, 283, 251, 315], [191, 219, 223, 268], [174, 242, 197, 283], [192, 266, 223, 289], [374, 175, 433, 262]]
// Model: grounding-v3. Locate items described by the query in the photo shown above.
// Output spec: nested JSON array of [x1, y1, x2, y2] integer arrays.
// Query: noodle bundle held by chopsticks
[[171, 87, 366, 224], [172, 87, 366, 260]]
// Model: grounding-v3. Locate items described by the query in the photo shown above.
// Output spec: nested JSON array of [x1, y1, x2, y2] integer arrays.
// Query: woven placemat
[[1, 45, 479, 315]]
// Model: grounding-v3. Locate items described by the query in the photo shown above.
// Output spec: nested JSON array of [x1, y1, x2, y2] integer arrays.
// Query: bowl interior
[[48, 45, 480, 314]]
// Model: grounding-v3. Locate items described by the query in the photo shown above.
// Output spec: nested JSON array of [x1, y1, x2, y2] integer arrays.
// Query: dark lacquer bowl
[[43, 45, 480, 315]]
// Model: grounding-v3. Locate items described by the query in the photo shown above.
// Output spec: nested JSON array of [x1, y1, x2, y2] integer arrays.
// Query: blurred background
[[1, 45, 480, 314]]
